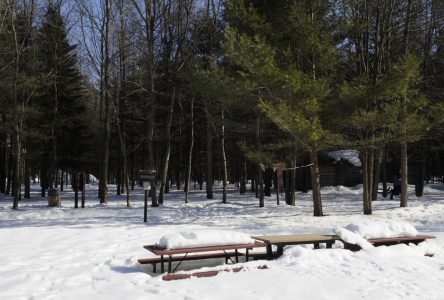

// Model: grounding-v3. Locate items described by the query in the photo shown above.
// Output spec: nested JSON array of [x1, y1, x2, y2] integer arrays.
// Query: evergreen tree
[[33, 4, 90, 191], [223, 0, 340, 215]]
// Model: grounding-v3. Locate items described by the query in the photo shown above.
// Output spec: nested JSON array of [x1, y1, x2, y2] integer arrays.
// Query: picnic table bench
[[251, 234, 339, 260], [342, 234, 435, 251], [138, 241, 266, 273]]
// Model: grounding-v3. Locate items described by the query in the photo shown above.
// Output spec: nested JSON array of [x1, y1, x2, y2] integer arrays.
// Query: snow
[[156, 230, 254, 249], [1, 183, 444, 299], [328, 149, 362, 167], [333, 220, 418, 250], [333, 227, 374, 250], [344, 220, 418, 239]]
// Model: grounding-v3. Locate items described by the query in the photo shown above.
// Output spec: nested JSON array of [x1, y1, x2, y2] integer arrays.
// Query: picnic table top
[[251, 234, 339, 245], [365, 234, 435, 243], [144, 241, 266, 256]]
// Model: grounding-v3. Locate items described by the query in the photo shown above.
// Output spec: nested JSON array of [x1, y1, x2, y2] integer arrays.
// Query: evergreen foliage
[[33, 4, 91, 179]]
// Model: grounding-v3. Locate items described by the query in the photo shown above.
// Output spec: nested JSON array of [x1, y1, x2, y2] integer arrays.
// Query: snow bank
[[156, 230, 254, 249], [320, 185, 361, 195], [333, 221, 418, 250], [333, 228, 374, 250], [344, 220, 417, 239], [328, 149, 361, 167]]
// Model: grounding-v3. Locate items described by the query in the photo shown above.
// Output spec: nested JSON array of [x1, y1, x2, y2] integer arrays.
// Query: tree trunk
[[372, 147, 383, 201], [0, 141, 6, 194], [240, 158, 246, 195], [382, 150, 388, 198], [400, 141, 408, 207], [12, 105, 21, 209], [150, 180, 157, 207], [74, 172, 79, 208], [415, 154, 425, 197], [60, 170, 64, 192], [185, 97, 194, 204], [99, 0, 111, 205], [289, 147, 296, 206], [24, 157, 30, 199], [146, 0, 156, 200], [6, 159, 12, 196], [285, 170, 290, 204], [309, 146, 323, 216], [160, 88, 175, 204], [362, 150, 373, 215], [258, 164, 264, 207], [399, 0, 413, 208], [205, 105, 213, 199], [221, 108, 228, 204], [81, 173, 86, 208], [116, 164, 121, 195], [12, 24, 21, 209]]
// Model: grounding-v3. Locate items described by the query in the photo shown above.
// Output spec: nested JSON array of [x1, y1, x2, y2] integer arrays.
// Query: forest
[[1, 0, 444, 216]]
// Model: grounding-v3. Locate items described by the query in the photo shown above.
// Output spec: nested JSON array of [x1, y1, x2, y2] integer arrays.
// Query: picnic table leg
[[246, 248, 250, 262], [160, 255, 164, 273], [276, 245, 284, 258], [327, 242, 333, 249], [314, 242, 320, 249], [235, 249, 239, 263], [266, 244, 273, 260], [168, 255, 172, 273]]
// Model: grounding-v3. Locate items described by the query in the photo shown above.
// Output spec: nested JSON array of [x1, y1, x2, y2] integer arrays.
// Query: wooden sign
[[139, 170, 156, 181]]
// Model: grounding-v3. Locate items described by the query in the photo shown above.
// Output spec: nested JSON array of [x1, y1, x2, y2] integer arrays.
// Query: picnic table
[[342, 234, 435, 251], [138, 241, 266, 273], [251, 234, 339, 260]]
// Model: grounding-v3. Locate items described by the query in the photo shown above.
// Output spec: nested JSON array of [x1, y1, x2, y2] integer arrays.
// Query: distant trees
[[1, 0, 444, 215], [0, 1, 92, 209]]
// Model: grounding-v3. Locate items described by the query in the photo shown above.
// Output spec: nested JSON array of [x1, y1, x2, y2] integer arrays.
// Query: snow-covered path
[[1, 183, 443, 299]]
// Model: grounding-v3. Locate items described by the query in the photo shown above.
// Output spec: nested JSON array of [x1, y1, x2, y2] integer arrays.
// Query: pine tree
[[33, 4, 90, 191], [339, 53, 430, 213], [223, 0, 340, 215]]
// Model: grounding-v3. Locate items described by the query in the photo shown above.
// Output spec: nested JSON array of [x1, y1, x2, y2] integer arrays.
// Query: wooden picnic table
[[251, 234, 339, 260], [342, 234, 435, 251], [140, 241, 266, 273]]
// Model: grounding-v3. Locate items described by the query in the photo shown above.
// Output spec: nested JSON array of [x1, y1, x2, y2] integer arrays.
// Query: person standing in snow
[[390, 171, 401, 199]]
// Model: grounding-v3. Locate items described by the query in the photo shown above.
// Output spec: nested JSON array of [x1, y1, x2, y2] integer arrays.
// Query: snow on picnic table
[[1, 183, 444, 299], [156, 230, 254, 249]]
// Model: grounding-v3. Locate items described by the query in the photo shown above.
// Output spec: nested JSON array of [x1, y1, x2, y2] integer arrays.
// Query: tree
[[34, 4, 90, 191], [1, 0, 37, 208], [223, 0, 339, 215]]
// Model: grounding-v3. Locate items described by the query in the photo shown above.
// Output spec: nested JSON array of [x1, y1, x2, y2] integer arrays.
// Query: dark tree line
[[1, 0, 444, 216]]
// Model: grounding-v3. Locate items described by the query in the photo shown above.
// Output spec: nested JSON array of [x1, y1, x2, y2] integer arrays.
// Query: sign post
[[139, 170, 156, 222]]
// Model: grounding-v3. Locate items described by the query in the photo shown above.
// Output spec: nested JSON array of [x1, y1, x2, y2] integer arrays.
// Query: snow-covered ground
[[1, 182, 444, 299]]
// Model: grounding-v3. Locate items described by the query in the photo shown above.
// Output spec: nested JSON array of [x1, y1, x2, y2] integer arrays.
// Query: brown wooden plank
[[367, 235, 435, 244], [342, 235, 435, 251], [138, 252, 241, 265]]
